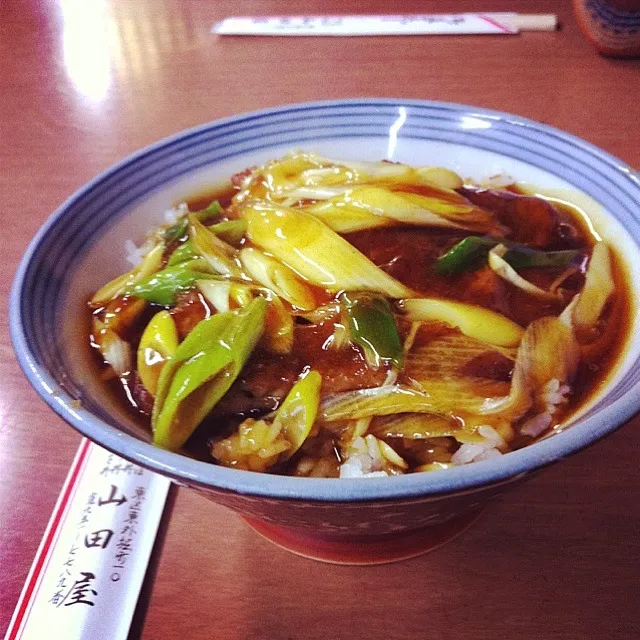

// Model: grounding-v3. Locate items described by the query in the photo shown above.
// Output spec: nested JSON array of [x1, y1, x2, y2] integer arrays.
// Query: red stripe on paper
[[478, 14, 517, 33], [6, 438, 92, 640]]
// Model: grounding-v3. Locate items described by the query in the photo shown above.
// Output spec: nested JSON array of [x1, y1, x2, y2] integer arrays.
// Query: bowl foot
[[242, 509, 484, 565]]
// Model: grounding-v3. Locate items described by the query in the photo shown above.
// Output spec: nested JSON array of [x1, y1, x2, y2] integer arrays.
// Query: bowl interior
[[12, 100, 640, 501]]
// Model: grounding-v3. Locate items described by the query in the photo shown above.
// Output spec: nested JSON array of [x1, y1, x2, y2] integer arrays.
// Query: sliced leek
[[241, 202, 413, 297], [480, 315, 580, 416], [188, 214, 242, 277], [488, 245, 561, 301], [321, 385, 440, 422], [211, 369, 321, 470], [136, 311, 179, 395], [197, 279, 232, 313], [239, 247, 316, 310], [369, 413, 462, 440], [400, 298, 524, 347], [262, 294, 294, 354], [342, 293, 404, 369], [402, 331, 513, 414], [153, 298, 267, 450], [303, 199, 394, 233], [272, 369, 322, 455], [91, 243, 164, 304], [571, 242, 615, 332], [291, 185, 499, 233]]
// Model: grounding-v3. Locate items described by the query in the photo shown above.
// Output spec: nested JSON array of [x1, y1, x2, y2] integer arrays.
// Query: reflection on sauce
[[91, 179, 632, 469]]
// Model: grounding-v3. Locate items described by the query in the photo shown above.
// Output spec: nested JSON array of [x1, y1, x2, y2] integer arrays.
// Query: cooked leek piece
[[92, 297, 148, 377], [167, 240, 198, 266], [324, 157, 464, 190], [152, 298, 267, 450], [95, 328, 132, 377], [480, 315, 580, 416], [241, 202, 413, 297], [164, 200, 222, 242], [127, 259, 214, 305], [95, 296, 148, 334], [208, 219, 247, 246], [136, 311, 179, 395], [342, 293, 404, 369], [197, 279, 232, 313], [400, 298, 524, 347], [194, 199, 223, 221], [198, 278, 293, 354], [287, 185, 498, 233], [188, 214, 242, 277], [262, 293, 294, 354], [272, 369, 322, 455], [434, 236, 580, 275], [238, 153, 469, 215], [282, 153, 464, 190], [211, 370, 322, 470], [260, 153, 324, 194], [239, 247, 316, 310], [164, 218, 189, 244], [91, 243, 164, 304], [321, 385, 440, 422], [369, 413, 462, 440], [377, 438, 408, 469], [488, 245, 561, 301], [571, 242, 615, 333], [302, 199, 394, 233], [402, 331, 513, 414], [296, 303, 341, 324]]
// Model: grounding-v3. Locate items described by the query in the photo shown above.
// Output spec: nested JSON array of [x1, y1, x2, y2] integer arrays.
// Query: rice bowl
[[10, 100, 640, 559]]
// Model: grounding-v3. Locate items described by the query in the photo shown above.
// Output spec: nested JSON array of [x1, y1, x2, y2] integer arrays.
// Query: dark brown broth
[[90, 181, 632, 471]]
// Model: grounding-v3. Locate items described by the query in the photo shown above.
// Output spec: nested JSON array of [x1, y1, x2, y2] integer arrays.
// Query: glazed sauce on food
[[90, 181, 631, 471]]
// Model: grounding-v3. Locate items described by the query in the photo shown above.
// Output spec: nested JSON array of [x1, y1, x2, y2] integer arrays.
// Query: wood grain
[[1, 1, 639, 638]]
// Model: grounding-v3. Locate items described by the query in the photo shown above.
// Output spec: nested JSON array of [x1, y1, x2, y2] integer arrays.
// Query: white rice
[[474, 447, 503, 462], [518, 378, 571, 438], [125, 203, 189, 267], [539, 378, 571, 414], [520, 411, 553, 438], [451, 425, 505, 465], [451, 443, 486, 465], [339, 435, 399, 479], [164, 202, 188, 224], [124, 239, 147, 267], [481, 173, 516, 188], [477, 425, 507, 448]]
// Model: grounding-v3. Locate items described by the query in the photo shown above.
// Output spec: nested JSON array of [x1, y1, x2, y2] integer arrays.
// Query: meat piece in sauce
[[458, 187, 558, 248], [459, 351, 514, 382], [170, 290, 211, 339], [214, 320, 389, 417], [456, 267, 511, 318], [129, 372, 155, 415], [347, 229, 512, 318], [230, 167, 256, 189], [212, 351, 304, 418]]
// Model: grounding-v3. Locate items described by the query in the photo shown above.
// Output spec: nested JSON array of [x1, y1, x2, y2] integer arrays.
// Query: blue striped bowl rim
[[9, 99, 640, 502]]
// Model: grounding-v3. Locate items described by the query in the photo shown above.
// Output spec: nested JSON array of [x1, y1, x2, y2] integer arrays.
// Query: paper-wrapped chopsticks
[[213, 13, 558, 37], [4, 440, 170, 640]]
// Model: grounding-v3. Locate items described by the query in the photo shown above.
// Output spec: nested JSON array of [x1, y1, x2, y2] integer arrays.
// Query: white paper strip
[[213, 14, 527, 37], [5, 440, 171, 640]]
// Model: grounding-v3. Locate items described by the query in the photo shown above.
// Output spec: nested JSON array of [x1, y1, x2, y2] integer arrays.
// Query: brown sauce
[[89, 180, 632, 472]]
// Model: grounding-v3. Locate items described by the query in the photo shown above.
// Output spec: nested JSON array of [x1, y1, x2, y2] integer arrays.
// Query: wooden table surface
[[2, 1, 639, 638]]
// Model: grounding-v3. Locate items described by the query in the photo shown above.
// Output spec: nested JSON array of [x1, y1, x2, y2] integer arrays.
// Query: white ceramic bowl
[[10, 100, 640, 560]]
